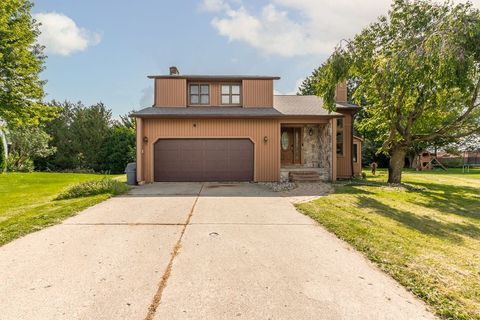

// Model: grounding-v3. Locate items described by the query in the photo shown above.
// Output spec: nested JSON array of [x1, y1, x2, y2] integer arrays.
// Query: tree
[[99, 126, 135, 173], [38, 101, 79, 170], [0, 0, 56, 125], [314, 0, 480, 183], [298, 68, 322, 95], [71, 103, 112, 171], [7, 125, 55, 171], [38, 101, 112, 171]]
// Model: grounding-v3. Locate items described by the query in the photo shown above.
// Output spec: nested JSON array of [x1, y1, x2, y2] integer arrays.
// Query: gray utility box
[[125, 162, 137, 185]]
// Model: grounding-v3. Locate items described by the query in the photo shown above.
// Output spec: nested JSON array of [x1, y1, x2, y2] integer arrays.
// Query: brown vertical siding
[[242, 80, 273, 107], [210, 83, 220, 106], [141, 118, 280, 183], [335, 82, 348, 103], [136, 118, 144, 182], [353, 138, 362, 176], [336, 111, 353, 178], [155, 78, 187, 107], [331, 118, 337, 181]]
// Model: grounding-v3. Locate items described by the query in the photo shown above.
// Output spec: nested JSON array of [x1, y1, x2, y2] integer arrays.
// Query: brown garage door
[[154, 139, 254, 182]]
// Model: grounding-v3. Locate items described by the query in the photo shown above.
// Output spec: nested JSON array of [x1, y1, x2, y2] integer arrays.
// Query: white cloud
[[202, 0, 480, 57], [34, 12, 101, 56], [200, 0, 231, 12]]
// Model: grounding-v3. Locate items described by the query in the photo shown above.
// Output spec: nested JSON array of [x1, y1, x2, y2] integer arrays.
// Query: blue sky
[[32, 0, 479, 117]]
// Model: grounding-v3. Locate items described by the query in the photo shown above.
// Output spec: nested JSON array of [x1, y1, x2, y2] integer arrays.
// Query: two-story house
[[132, 66, 362, 183]]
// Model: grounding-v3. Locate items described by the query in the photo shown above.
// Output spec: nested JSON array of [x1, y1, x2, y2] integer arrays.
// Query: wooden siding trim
[[135, 117, 144, 182], [331, 118, 337, 181]]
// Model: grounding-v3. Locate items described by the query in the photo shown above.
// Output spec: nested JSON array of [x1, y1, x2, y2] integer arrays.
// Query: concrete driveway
[[0, 182, 434, 320]]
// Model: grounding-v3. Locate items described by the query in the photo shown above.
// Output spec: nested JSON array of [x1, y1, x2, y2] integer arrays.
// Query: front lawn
[[297, 168, 480, 320], [0, 172, 126, 246]]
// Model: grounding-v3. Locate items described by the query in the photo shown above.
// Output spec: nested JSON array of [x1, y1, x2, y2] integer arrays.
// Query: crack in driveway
[[144, 183, 204, 320]]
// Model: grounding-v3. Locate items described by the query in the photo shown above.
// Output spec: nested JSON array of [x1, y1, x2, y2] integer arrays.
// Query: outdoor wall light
[[264, 136, 268, 142], [309, 128, 314, 136], [193, 123, 197, 127], [143, 137, 148, 144]]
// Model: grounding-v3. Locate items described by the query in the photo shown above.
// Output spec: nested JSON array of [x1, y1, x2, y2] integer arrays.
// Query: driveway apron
[[0, 183, 201, 320], [0, 182, 434, 320], [153, 182, 434, 320]]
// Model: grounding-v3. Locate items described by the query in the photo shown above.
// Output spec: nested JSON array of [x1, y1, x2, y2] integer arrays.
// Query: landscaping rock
[[260, 181, 297, 192]]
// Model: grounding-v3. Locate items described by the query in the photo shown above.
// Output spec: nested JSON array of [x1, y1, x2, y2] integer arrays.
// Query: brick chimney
[[169, 66, 179, 75], [335, 81, 347, 103]]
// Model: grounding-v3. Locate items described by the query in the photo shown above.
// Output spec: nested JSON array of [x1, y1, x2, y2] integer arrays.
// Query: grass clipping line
[[55, 178, 130, 200]]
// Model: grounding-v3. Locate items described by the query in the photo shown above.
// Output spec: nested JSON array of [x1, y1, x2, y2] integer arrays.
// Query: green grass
[[297, 168, 480, 320], [56, 178, 130, 200], [0, 172, 127, 246]]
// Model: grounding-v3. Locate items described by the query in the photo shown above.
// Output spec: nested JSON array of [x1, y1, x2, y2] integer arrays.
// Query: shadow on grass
[[406, 181, 480, 221], [356, 195, 480, 242], [334, 180, 480, 243]]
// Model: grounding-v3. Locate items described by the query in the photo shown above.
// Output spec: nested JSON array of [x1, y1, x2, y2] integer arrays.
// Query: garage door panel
[[154, 139, 254, 182]]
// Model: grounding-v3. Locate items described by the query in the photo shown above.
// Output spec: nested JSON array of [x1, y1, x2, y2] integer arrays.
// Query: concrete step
[[289, 171, 321, 182]]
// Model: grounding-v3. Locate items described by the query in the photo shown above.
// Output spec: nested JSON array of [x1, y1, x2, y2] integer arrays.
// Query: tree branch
[[411, 77, 480, 142]]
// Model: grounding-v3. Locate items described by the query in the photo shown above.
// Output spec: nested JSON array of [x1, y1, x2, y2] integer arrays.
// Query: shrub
[[55, 178, 130, 200], [7, 155, 34, 172]]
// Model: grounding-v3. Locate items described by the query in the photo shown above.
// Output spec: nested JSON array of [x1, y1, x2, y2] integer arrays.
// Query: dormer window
[[221, 84, 241, 105], [189, 84, 209, 105]]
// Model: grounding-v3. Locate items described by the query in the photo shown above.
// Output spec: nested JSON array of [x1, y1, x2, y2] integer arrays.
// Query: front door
[[281, 127, 302, 165]]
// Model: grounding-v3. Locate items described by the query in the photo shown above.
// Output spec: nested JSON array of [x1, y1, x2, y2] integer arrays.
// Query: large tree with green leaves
[[0, 0, 55, 125], [38, 101, 112, 171], [7, 125, 55, 171], [314, 0, 480, 183]]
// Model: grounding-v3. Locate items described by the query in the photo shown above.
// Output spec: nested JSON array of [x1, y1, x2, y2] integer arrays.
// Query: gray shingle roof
[[273, 95, 344, 116], [131, 107, 283, 118], [132, 95, 357, 118]]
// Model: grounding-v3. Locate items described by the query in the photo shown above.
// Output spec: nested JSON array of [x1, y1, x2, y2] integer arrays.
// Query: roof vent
[[169, 66, 179, 76]]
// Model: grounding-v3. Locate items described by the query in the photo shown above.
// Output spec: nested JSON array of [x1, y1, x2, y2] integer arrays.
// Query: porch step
[[289, 171, 322, 182]]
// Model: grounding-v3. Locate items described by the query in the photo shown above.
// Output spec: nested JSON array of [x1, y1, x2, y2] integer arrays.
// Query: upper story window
[[336, 118, 344, 156], [189, 84, 209, 105], [221, 84, 241, 105]]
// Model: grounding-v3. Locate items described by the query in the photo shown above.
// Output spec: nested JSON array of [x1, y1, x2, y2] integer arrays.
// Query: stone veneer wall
[[301, 123, 332, 179]]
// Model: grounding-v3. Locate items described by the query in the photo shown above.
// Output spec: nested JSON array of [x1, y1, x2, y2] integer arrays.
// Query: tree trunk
[[388, 148, 407, 184]]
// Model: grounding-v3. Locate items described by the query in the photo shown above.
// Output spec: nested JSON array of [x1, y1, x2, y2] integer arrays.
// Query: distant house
[[132, 66, 361, 183]]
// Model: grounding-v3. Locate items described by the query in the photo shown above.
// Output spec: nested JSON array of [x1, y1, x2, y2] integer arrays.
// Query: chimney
[[169, 66, 179, 76], [335, 81, 347, 103]]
